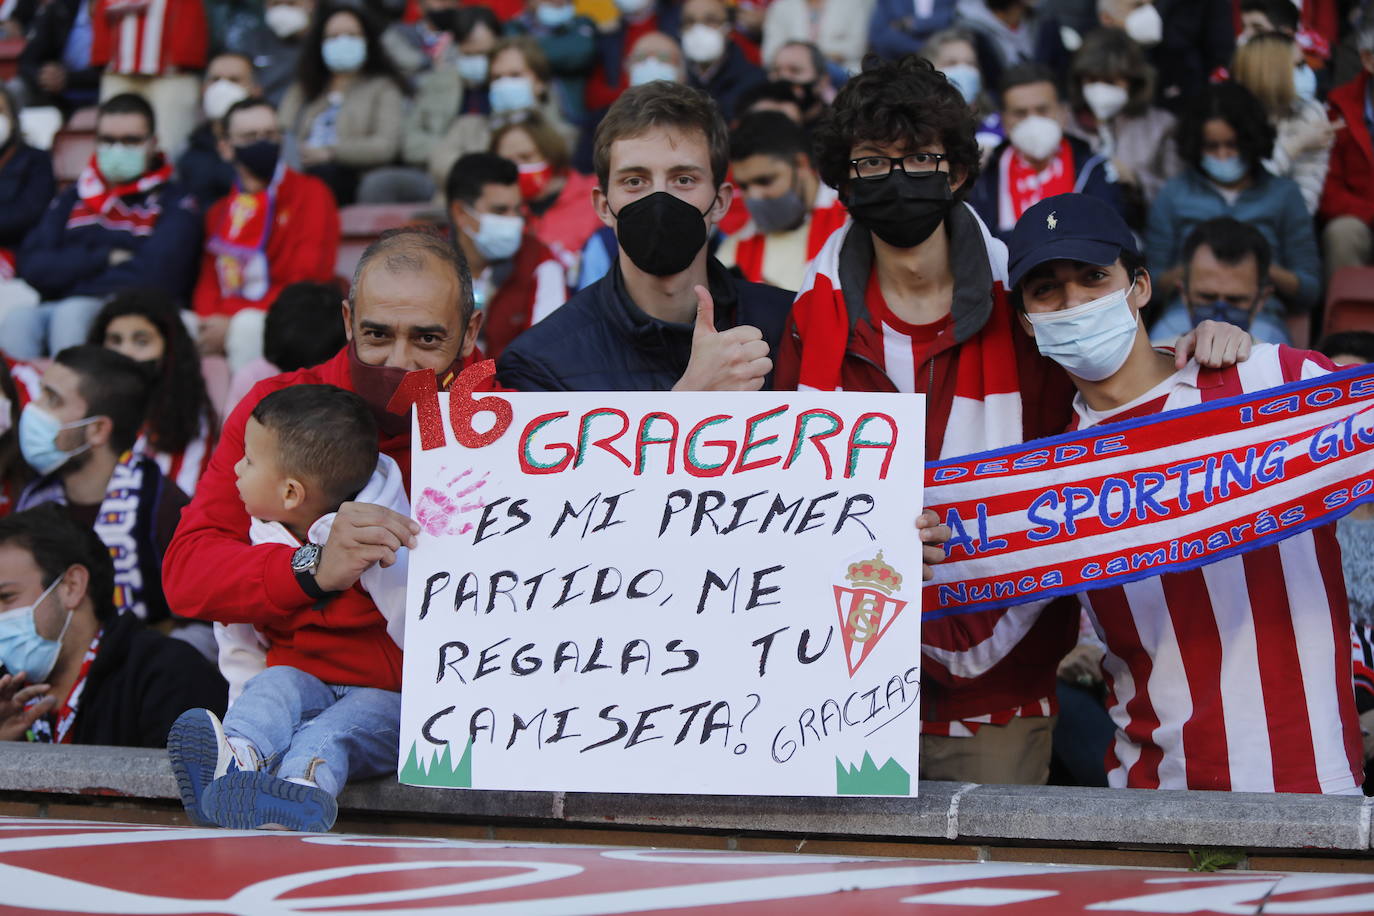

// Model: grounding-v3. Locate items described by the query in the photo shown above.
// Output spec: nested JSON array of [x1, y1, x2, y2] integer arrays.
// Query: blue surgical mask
[[1025, 279, 1140, 381], [321, 34, 367, 73], [96, 143, 147, 184], [1202, 153, 1247, 185], [535, 2, 575, 27], [1293, 64, 1317, 102], [942, 64, 982, 105], [629, 56, 679, 86], [0, 576, 71, 682], [489, 75, 536, 113], [1189, 298, 1254, 330], [457, 53, 489, 85], [466, 208, 524, 261], [19, 404, 96, 477]]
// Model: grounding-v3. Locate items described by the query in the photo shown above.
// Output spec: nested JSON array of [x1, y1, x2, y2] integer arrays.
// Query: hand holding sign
[[917, 508, 951, 581], [672, 285, 772, 392], [315, 502, 420, 593]]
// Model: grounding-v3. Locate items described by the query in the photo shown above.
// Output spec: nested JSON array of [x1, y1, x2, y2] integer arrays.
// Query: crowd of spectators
[[0, 0, 1369, 831]]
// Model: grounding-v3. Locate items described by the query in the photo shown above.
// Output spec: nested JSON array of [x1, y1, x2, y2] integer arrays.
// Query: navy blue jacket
[[0, 144, 56, 249], [686, 42, 766, 123], [968, 135, 1125, 242], [176, 123, 236, 208], [867, 0, 958, 62], [496, 257, 794, 392], [18, 175, 203, 302]]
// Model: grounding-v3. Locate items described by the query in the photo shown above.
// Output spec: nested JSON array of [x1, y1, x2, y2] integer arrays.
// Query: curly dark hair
[[87, 289, 217, 456], [812, 54, 980, 201], [294, 3, 408, 103], [1176, 82, 1275, 183]]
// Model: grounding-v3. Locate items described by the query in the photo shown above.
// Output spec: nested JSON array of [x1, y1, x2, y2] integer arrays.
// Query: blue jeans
[[0, 295, 105, 359], [222, 665, 401, 797]]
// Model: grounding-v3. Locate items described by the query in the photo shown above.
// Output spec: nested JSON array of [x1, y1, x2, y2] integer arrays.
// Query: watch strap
[[294, 566, 333, 601]]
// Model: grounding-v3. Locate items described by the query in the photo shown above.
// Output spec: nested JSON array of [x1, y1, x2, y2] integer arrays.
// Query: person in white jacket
[[167, 384, 410, 833]]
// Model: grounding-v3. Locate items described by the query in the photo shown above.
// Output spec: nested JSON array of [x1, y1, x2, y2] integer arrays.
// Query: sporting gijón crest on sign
[[833, 551, 908, 677]]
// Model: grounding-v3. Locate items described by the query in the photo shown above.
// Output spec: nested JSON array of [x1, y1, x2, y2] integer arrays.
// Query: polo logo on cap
[[1047, 211, 1058, 230]]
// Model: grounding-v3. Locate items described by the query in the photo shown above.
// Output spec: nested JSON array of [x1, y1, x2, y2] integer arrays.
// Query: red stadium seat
[[0, 36, 23, 81], [51, 132, 95, 184], [338, 203, 428, 239], [1323, 266, 1374, 337]]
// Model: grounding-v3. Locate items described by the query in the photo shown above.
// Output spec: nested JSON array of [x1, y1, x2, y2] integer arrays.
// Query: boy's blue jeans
[[222, 665, 401, 797]]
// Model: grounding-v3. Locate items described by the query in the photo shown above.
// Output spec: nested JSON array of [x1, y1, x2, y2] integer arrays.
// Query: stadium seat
[[339, 203, 428, 238], [199, 355, 231, 421], [51, 107, 100, 185], [1323, 266, 1374, 337], [0, 36, 23, 81], [51, 132, 94, 184]]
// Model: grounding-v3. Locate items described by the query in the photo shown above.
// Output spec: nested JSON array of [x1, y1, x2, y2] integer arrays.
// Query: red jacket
[[91, 0, 207, 75], [482, 233, 561, 359], [162, 347, 487, 689], [1319, 70, 1374, 227], [193, 169, 340, 318]]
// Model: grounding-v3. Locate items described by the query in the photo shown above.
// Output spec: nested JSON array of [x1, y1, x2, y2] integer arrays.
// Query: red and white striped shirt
[[135, 414, 213, 497], [718, 184, 847, 290], [1071, 344, 1364, 793], [91, 0, 207, 76]]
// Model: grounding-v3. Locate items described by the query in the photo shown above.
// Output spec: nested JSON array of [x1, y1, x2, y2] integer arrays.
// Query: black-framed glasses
[[849, 152, 948, 180]]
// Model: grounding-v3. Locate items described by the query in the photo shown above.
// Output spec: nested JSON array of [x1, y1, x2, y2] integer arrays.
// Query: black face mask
[[611, 191, 712, 277], [845, 170, 954, 249], [233, 140, 281, 183], [426, 8, 458, 33]]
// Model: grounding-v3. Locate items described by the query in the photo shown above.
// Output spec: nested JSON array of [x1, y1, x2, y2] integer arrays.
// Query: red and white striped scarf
[[68, 154, 173, 232]]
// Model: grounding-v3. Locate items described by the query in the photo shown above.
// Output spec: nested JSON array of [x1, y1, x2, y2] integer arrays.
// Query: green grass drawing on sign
[[835, 752, 911, 795], [399, 739, 472, 788]]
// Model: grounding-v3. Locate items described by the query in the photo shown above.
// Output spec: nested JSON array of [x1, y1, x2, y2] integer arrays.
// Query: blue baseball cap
[[1007, 193, 1139, 291]]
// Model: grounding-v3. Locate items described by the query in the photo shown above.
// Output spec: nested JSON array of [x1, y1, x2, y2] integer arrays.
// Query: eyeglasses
[[97, 134, 150, 147], [849, 152, 948, 180]]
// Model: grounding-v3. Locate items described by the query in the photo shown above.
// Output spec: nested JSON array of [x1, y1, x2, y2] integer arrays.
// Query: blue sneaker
[[202, 771, 338, 832], [166, 708, 245, 827]]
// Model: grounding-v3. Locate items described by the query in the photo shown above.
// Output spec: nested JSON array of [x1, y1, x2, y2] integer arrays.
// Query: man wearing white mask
[[626, 30, 685, 86], [680, 0, 764, 121], [446, 152, 566, 359], [178, 52, 259, 206], [225, 0, 316, 106], [0, 504, 226, 747], [1096, 0, 1161, 48], [968, 62, 1125, 241], [1009, 192, 1362, 795]]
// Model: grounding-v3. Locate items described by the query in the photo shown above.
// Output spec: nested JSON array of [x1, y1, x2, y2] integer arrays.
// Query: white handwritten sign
[[396, 363, 926, 796]]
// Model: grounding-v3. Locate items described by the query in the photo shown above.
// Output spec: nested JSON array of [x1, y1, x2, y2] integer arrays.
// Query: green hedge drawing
[[835, 752, 911, 795], [399, 739, 473, 788]]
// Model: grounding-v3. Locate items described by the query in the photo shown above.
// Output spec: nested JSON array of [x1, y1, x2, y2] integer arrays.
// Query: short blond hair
[[1232, 32, 1296, 116]]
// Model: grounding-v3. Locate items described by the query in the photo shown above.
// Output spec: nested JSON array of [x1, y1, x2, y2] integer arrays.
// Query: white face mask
[[1009, 114, 1063, 162], [629, 56, 680, 86], [615, 0, 651, 13], [1123, 3, 1163, 46], [1082, 81, 1129, 121], [1025, 279, 1139, 381], [264, 3, 309, 38], [202, 78, 250, 120], [681, 24, 726, 64], [457, 53, 489, 85], [467, 209, 524, 261]]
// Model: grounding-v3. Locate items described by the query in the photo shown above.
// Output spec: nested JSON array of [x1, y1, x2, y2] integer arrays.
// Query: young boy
[[1007, 192, 1362, 793], [167, 384, 409, 831]]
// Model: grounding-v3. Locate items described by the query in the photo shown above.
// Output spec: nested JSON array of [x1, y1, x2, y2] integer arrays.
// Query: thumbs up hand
[[672, 285, 773, 391]]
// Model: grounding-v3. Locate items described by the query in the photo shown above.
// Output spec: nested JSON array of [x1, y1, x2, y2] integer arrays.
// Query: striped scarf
[[68, 154, 173, 233]]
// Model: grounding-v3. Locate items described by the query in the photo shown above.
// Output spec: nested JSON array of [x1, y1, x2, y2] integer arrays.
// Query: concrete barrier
[[1, 743, 1370, 868]]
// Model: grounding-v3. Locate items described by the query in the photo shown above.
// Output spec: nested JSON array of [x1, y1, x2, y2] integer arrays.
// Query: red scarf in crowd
[[206, 165, 282, 301], [68, 154, 173, 232], [1000, 139, 1075, 230]]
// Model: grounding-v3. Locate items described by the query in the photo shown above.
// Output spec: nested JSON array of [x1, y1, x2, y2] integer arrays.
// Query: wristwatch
[[291, 543, 330, 600]]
